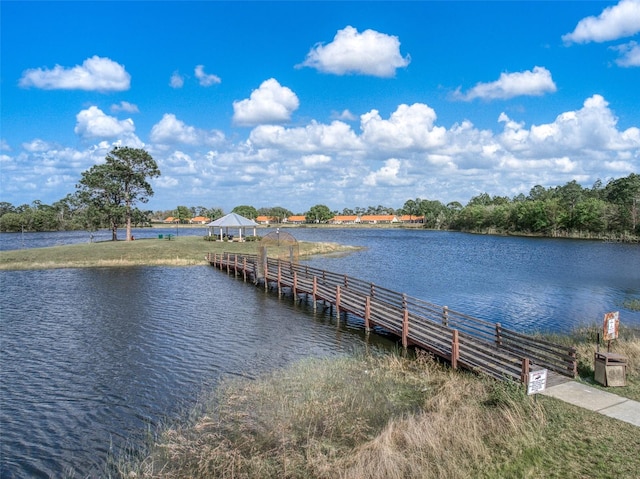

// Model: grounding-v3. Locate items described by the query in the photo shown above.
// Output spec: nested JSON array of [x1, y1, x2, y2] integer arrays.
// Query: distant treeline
[[407, 174, 639, 240], [1, 173, 638, 240]]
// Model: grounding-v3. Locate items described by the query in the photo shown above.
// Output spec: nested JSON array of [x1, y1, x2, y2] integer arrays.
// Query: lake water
[[1, 228, 639, 477]]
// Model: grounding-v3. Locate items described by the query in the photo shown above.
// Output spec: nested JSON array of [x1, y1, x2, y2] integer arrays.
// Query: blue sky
[[1, 1, 639, 214]]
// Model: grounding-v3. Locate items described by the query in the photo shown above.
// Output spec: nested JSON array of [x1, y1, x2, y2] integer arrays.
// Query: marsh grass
[[0, 236, 360, 270], [116, 347, 640, 479]]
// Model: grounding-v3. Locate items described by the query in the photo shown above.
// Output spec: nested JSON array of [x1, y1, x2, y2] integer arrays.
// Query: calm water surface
[[1, 228, 639, 477], [1, 264, 391, 477], [291, 228, 640, 332]]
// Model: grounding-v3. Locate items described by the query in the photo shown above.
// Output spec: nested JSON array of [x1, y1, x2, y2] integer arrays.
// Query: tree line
[[0, 146, 637, 241]]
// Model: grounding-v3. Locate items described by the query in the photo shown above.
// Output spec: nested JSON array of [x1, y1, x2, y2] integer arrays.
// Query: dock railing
[[206, 252, 577, 383]]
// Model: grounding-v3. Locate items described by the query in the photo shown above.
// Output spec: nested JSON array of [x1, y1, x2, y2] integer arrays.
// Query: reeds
[[117, 352, 555, 479]]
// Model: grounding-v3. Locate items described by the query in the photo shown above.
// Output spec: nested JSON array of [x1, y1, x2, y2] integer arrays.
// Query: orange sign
[[603, 311, 620, 341]]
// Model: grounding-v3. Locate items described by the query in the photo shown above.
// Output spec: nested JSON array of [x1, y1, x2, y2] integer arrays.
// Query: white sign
[[603, 311, 620, 341], [527, 369, 548, 395]]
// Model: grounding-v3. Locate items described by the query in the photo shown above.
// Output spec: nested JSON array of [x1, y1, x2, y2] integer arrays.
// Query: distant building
[[284, 215, 307, 224], [190, 216, 211, 224], [359, 215, 399, 224], [399, 215, 424, 223], [328, 215, 359, 224]]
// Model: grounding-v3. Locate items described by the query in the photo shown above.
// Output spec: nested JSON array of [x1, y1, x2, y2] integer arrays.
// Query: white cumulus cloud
[[455, 66, 557, 101], [150, 114, 225, 147], [301, 154, 332, 168], [331, 109, 357, 121], [611, 40, 640, 66], [249, 120, 362, 152], [162, 150, 197, 175], [19, 56, 130, 91], [74, 106, 136, 140], [194, 65, 221, 86], [363, 158, 412, 186], [111, 101, 139, 113], [233, 78, 299, 126], [562, 0, 640, 44], [498, 94, 640, 156], [360, 103, 447, 150], [299, 25, 410, 77], [169, 71, 184, 88], [22, 139, 54, 153]]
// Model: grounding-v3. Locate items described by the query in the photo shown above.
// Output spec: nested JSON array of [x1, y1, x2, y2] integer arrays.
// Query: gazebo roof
[[207, 213, 258, 227]]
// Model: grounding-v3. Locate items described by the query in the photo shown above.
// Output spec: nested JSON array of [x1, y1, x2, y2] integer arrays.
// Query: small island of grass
[[0, 235, 362, 271]]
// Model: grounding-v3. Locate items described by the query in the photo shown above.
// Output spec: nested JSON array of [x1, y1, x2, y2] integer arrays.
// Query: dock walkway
[[207, 252, 578, 386]]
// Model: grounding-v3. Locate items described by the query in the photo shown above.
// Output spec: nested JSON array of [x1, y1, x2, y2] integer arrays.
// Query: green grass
[[115, 348, 640, 479], [624, 298, 640, 311], [0, 236, 361, 270]]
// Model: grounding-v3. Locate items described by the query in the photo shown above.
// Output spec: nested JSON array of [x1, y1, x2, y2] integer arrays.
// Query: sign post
[[603, 311, 619, 352]]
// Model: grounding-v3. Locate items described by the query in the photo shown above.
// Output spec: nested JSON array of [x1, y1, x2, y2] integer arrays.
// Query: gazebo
[[206, 213, 258, 241]]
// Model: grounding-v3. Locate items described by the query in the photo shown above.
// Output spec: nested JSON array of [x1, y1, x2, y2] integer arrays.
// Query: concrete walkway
[[541, 381, 640, 427]]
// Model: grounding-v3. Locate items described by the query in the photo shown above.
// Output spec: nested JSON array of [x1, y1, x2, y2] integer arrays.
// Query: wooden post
[[277, 261, 282, 296], [401, 294, 409, 348], [364, 296, 371, 333], [243, 257, 247, 282], [495, 323, 502, 347], [451, 329, 459, 369], [442, 306, 449, 327], [335, 284, 341, 320], [402, 308, 409, 349], [521, 358, 530, 384], [293, 271, 298, 302], [312, 276, 318, 310], [226, 253, 230, 274], [264, 254, 268, 291], [234, 254, 238, 277]]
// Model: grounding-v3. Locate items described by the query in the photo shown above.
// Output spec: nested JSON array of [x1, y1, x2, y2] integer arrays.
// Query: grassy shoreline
[[116, 338, 640, 479], [0, 236, 362, 271]]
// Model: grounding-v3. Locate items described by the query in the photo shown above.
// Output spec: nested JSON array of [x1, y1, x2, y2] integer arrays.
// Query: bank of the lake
[[0, 236, 361, 270], [121, 332, 640, 479]]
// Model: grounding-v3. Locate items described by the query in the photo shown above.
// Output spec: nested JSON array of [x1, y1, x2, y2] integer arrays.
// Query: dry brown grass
[[115, 341, 640, 478], [336, 365, 545, 479], [117, 352, 553, 479], [115, 345, 640, 478]]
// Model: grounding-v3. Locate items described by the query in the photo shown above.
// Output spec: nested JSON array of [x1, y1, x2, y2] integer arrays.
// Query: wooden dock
[[207, 252, 577, 384]]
